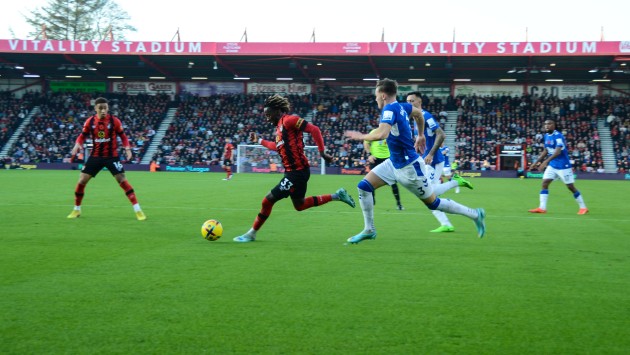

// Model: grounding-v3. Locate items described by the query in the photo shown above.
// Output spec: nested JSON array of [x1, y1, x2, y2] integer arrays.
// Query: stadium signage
[[379, 42, 603, 55], [49, 81, 106, 93], [1, 39, 203, 54], [341, 168, 364, 175], [2, 40, 627, 56], [529, 85, 598, 99], [165, 165, 210, 172], [247, 83, 312, 94], [501, 145, 522, 154], [112, 81, 177, 97]]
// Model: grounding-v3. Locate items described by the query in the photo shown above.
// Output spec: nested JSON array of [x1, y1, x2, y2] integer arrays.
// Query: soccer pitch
[[1, 170, 629, 354]]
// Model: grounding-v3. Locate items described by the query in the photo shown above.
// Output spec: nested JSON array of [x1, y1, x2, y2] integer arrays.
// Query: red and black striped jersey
[[76, 114, 130, 158], [223, 143, 234, 160], [274, 114, 309, 172]]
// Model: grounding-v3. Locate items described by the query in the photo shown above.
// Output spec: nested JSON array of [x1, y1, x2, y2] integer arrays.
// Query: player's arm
[[71, 120, 91, 156], [412, 108, 426, 154], [253, 133, 277, 151], [363, 140, 374, 163], [345, 123, 390, 142], [425, 127, 445, 165], [304, 122, 332, 163], [116, 119, 133, 160], [531, 147, 550, 170], [258, 138, 277, 151], [538, 147, 562, 170]]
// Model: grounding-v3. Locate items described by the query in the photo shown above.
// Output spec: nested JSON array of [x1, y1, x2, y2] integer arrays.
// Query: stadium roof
[[0, 40, 629, 84]]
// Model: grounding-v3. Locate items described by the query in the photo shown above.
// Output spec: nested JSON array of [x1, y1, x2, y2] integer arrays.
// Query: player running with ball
[[233, 94, 356, 243]]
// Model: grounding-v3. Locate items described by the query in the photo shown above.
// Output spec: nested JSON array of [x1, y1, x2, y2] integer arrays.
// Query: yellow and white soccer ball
[[201, 219, 223, 241]]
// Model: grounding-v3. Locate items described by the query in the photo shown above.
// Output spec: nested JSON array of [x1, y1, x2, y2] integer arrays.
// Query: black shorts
[[369, 157, 388, 170], [82, 157, 125, 177], [223, 159, 232, 167], [270, 169, 310, 200]]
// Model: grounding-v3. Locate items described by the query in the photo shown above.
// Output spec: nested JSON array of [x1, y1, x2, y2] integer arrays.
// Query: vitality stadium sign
[[1, 39, 628, 56]]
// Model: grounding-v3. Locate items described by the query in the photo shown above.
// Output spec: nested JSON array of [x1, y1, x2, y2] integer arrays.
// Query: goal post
[[236, 144, 326, 175]]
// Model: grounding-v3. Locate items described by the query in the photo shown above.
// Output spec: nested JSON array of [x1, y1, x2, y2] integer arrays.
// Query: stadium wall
[[5, 162, 629, 180]]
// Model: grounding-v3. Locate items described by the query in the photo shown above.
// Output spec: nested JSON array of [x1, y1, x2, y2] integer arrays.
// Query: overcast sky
[[0, 0, 628, 43]]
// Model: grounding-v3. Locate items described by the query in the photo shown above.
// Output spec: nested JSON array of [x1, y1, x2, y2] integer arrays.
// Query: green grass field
[[1, 170, 629, 354]]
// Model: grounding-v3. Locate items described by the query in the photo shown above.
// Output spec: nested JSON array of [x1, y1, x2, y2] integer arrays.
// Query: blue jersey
[[544, 130, 571, 169], [413, 110, 445, 167], [380, 101, 419, 169], [440, 146, 450, 166]]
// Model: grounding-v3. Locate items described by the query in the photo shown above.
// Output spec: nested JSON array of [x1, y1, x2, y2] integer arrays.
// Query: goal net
[[236, 144, 325, 175]]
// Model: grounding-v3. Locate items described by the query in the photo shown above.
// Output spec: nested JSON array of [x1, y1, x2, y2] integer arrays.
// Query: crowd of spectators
[[607, 100, 630, 173], [2, 90, 628, 174], [7, 92, 170, 164], [454, 94, 629, 173], [0, 91, 36, 148], [152, 92, 450, 169]]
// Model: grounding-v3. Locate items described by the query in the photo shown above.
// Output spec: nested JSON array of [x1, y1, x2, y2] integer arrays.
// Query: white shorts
[[442, 166, 452, 177], [543, 166, 575, 184], [371, 157, 434, 199], [425, 161, 444, 186]]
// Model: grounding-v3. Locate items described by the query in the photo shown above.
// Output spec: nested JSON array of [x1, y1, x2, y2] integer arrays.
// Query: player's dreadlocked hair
[[264, 94, 291, 113]]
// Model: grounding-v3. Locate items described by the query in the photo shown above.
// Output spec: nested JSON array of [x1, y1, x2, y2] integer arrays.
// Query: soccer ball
[[201, 219, 223, 241]]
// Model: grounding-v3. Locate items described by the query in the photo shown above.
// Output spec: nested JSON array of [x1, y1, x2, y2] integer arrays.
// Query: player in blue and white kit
[[343, 79, 486, 244], [406, 92, 474, 233], [439, 144, 460, 192], [529, 119, 588, 214], [440, 144, 450, 176]]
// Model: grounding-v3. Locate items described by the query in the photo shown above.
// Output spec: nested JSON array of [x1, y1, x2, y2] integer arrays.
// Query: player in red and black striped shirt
[[221, 138, 234, 180], [67, 97, 146, 221], [233, 94, 356, 243]]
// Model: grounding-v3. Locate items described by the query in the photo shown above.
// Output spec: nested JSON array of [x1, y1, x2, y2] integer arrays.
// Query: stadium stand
[[4, 92, 170, 164], [1, 91, 626, 174], [0, 91, 36, 150]]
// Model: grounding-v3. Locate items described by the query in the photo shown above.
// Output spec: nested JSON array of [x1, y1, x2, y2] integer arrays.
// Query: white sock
[[575, 194, 586, 209], [435, 198, 478, 220], [74, 206, 81, 211], [540, 193, 548, 210], [433, 180, 458, 196], [358, 188, 375, 232], [432, 210, 453, 227], [247, 228, 256, 237], [133, 203, 141, 212]]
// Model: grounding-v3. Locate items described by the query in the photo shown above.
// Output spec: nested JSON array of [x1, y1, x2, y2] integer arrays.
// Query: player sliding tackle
[[343, 79, 486, 244]]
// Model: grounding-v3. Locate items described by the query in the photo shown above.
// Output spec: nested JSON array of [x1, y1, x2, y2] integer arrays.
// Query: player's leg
[[347, 162, 391, 244], [529, 167, 555, 213], [561, 169, 588, 214], [68, 172, 92, 218], [427, 162, 455, 233], [399, 158, 485, 238], [109, 158, 145, 220], [432, 174, 473, 195], [291, 171, 355, 211], [234, 175, 290, 242], [369, 159, 380, 206], [391, 183, 403, 210], [222, 159, 233, 180], [234, 192, 280, 242], [422, 194, 486, 238], [68, 158, 102, 218]]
